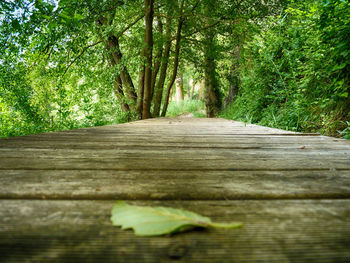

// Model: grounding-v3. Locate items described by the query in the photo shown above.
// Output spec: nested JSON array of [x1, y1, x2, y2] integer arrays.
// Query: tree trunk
[[141, 0, 154, 119], [224, 46, 241, 107], [199, 79, 205, 100], [161, 0, 184, 117], [175, 71, 184, 101], [108, 54, 130, 112], [203, 3, 221, 118], [137, 65, 145, 119], [190, 79, 196, 100], [185, 74, 190, 100], [151, 16, 163, 100], [104, 40, 131, 113], [224, 58, 240, 108], [106, 36, 137, 107], [114, 75, 131, 112], [152, 14, 173, 117], [98, 17, 137, 110], [204, 38, 221, 117]]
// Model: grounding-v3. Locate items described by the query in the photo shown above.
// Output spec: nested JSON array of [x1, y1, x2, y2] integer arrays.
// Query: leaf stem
[[209, 222, 243, 229]]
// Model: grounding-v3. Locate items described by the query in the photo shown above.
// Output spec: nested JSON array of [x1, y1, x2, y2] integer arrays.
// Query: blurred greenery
[[166, 99, 205, 117]]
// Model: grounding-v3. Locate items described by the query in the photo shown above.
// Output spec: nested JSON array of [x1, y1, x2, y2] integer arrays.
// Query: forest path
[[1, 117, 350, 262]]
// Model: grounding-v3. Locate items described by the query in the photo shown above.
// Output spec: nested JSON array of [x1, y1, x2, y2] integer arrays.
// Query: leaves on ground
[[110, 201, 242, 236]]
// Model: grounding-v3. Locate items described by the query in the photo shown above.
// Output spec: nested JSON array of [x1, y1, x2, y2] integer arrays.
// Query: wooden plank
[[42, 117, 297, 130], [0, 118, 304, 139], [1, 132, 344, 143], [1, 157, 349, 170], [0, 170, 349, 200], [76, 118, 301, 135], [0, 147, 349, 159], [1, 136, 349, 150], [1, 200, 349, 263], [1, 141, 350, 150], [1, 126, 298, 135]]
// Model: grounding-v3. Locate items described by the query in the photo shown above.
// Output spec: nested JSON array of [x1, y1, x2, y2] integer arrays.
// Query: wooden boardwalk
[[1, 117, 350, 262]]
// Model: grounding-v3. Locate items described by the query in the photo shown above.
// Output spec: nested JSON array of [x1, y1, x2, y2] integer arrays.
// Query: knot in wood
[[167, 244, 188, 259]]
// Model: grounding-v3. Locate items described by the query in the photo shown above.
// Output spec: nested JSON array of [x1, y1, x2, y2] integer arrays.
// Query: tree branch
[[189, 0, 201, 13], [116, 14, 144, 38], [180, 20, 221, 40], [62, 40, 103, 77]]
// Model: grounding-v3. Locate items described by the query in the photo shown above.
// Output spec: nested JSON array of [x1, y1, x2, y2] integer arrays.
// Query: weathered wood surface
[[1, 200, 350, 263], [1, 117, 350, 262], [1, 170, 350, 200]]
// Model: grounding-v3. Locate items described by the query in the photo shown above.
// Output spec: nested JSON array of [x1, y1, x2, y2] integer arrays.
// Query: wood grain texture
[[0, 200, 349, 263], [1, 147, 350, 158], [1, 117, 350, 262], [1, 157, 349, 171], [0, 170, 349, 200]]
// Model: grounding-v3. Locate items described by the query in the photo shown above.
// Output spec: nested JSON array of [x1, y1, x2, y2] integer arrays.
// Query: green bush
[[221, 0, 350, 137]]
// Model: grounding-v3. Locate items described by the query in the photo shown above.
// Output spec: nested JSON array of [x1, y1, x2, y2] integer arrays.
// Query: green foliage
[[165, 99, 205, 117], [0, 0, 138, 137], [111, 201, 242, 236], [193, 111, 207, 118], [0, 53, 132, 138], [4, 0, 343, 137], [221, 0, 350, 136], [0, 57, 45, 137], [339, 121, 350, 140]]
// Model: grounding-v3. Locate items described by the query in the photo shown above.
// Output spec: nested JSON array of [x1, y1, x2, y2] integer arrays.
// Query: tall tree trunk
[[114, 75, 131, 112], [224, 55, 240, 108], [185, 74, 190, 100], [153, 14, 172, 117], [190, 79, 196, 100], [108, 54, 130, 112], [161, 0, 184, 117], [98, 17, 137, 110], [175, 71, 184, 101], [204, 33, 221, 117], [151, 16, 163, 100], [106, 36, 137, 107], [137, 65, 145, 119], [203, 3, 221, 118], [141, 0, 154, 119], [199, 79, 205, 100]]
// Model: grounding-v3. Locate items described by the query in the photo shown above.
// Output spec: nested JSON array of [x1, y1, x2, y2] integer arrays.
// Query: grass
[[165, 99, 206, 117]]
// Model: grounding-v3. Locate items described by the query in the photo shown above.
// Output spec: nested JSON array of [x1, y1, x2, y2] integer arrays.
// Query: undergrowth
[[220, 1, 350, 138], [165, 99, 206, 117]]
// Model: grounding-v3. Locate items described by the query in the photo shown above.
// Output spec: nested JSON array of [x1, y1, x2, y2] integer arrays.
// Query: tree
[[161, 0, 185, 117], [1, 0, 291, 138], [152, 8, 173, 117], [141, 0, 154, 119]]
